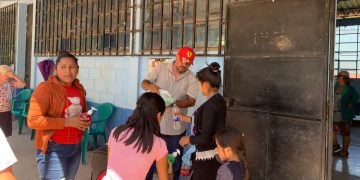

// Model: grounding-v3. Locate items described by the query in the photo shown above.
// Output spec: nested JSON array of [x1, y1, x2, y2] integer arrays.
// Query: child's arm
[[156, 155, 168, 180], [175, 112, 192, 123]]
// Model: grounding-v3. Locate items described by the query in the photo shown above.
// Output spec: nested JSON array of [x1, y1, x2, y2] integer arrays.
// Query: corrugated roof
[[337, 0, 360, 18]]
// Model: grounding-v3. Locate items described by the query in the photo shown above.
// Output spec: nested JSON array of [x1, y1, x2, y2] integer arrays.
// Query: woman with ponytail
[[177, 62, 227, 179], [104, 92, 168, 180]]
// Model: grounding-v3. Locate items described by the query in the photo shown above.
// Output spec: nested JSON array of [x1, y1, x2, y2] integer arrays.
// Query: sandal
[[333, 144, 341, 153]]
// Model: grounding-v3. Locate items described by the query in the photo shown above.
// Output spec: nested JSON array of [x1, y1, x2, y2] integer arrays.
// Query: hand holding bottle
[[65, 116, 90, 131], [65, 107, 97, 131], [172, 105, 181, 130]]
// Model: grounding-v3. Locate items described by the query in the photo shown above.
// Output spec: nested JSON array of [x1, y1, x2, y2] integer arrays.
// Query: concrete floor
[[7, 120, 92, 180], [332, 126, 360, 180], [7, 120, 360, 180]]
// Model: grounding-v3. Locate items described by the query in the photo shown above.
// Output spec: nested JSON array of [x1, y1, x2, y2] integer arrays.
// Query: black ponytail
[[196, 62, 222, 89]]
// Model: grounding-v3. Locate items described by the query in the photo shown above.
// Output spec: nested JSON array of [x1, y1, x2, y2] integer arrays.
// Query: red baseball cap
[[177, 47, 195, 65]]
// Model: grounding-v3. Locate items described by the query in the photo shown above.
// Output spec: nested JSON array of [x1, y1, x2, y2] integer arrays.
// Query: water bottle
[[172, 105, 181, 130]]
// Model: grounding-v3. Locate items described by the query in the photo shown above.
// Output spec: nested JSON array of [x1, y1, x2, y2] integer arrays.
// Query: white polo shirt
[[145, 61, 198, 135]]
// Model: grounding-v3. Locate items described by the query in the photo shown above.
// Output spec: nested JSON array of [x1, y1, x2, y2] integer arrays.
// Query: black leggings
[[0, 111, 12, 137]]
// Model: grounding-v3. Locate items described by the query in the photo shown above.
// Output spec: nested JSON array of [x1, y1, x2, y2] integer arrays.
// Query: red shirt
[[51, 86, 86, 144]]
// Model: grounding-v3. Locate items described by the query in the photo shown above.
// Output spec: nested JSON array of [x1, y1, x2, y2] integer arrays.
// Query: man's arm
[[142, 63, 162, 94], [141, 80, 160, 94], [176, 73, 198, 108], [176, 95, 196, 108]]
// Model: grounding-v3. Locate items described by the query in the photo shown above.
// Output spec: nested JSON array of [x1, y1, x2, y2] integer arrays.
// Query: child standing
[[104, 92, 168, 180], [215, 128, 249, 180]]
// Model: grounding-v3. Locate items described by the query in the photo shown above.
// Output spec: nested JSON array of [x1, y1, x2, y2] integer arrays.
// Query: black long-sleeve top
[[189, 93, 226, 151]]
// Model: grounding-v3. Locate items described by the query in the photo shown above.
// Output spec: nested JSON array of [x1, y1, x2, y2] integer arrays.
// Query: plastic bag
[[181, 144, 196, 176], [159, 89, 176, 106]]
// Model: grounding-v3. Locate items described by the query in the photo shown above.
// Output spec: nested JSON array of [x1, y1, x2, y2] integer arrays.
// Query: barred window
[[34, 0, 233, 56], [141, 0, 233, 56], [0, 4, 17, 65], [34, 0, 133, 56], [335, 25, 360, 78]]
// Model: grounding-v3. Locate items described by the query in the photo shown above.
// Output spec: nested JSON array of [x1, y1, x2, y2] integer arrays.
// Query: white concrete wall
[[31, 56, 224, 112], [32, 56, 141, 110]]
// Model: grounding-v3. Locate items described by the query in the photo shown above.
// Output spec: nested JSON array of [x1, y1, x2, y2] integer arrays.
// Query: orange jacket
[[28, 76, 87, 153]]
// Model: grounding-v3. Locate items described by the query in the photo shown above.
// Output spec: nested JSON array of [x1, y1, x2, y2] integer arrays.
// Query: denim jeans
[[36, 141, 81, 180], [145, 132, 185, 180]]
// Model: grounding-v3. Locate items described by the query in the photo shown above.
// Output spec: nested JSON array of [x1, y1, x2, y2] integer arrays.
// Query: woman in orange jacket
[[28, 51, 91, 180]]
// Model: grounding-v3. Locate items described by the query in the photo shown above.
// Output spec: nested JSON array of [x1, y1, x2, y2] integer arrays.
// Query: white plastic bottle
[[172, 105, 181, 130], [87, 107, 97, 116], [81, 107, 97, 118]]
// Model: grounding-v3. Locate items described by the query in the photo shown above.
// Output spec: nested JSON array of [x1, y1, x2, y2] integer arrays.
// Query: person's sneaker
[[333, 144, 341, 153]]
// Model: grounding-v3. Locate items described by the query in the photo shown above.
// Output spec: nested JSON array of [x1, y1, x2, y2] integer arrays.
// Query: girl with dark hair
[[177, 62, 227, 179], [215, 128, 249, 180], [104, 92, 169, 180], [28, 50, 90, 179]]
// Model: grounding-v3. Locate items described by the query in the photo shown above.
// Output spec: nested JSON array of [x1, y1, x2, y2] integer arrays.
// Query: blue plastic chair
[[81, 103, 114, 165]]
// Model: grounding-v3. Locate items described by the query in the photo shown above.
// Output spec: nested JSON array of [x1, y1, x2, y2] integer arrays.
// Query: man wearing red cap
[[142, 47, 198, 180]]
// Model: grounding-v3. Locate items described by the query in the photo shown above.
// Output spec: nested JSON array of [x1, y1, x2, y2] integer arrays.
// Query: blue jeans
[[36, 141, 81, 180], [146, 132, 185, 180]]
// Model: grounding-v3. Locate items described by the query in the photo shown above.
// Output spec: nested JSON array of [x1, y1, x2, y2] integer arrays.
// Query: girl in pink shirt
[[104, 92, 169, 180]]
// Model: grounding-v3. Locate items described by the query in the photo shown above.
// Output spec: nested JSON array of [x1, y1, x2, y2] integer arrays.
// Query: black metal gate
[[224, 0, 335, 179]]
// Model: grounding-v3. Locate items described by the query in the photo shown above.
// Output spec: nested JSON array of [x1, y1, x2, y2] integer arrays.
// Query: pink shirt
[[105, 128, 168, 180]]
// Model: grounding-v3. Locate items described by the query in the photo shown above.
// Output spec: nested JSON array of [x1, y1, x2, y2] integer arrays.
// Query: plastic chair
[[81, 103, 114, 165], [19, 102, 35, 140], [11, 89, 32, 134]]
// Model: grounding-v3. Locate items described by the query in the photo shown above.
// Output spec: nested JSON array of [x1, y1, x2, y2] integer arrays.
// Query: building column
[[14, 3, 27, 80]]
